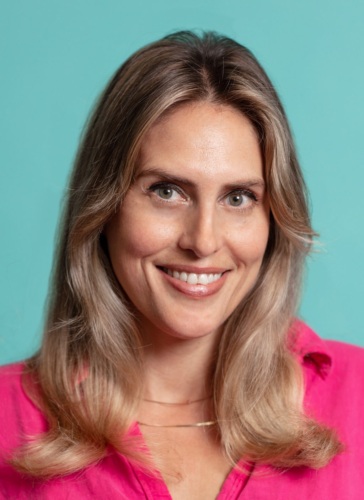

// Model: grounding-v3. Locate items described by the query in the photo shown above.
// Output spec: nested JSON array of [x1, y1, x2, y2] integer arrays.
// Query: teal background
[[1, 1, 363, 364]]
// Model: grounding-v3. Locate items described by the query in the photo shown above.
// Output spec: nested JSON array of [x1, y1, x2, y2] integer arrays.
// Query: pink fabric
[[1, 321, 364, 499]]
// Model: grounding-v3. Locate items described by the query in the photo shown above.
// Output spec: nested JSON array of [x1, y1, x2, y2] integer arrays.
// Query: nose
[[178, 204, 222, 258]]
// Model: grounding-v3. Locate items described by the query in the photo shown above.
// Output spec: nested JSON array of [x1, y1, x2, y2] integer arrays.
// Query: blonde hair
[[13, 31, 341, 477]]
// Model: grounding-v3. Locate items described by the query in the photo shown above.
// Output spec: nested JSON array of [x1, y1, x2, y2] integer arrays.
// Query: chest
[[140, 426, 232, 499]]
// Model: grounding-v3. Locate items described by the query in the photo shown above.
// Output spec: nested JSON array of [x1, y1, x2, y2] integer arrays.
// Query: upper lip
[[157, 264, 229, 274]]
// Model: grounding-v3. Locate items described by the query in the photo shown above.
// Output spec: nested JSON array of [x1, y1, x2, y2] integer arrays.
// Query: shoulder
[[0, 362, 27, 398], [292, 319, 364, 370], [292, 322, 364, 455], [291, 320, 364, 399], [324, 338, 364, 382], [0, 361, 32, 418], [0, 360, 44, 413], [325, 337, 364, 361], [0, 362, 29, 455], [293, 320, 364, 414], [0, 362, 46, 456]]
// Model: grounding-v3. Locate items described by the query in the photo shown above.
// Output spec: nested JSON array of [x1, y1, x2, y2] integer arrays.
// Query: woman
[[1, 31, 363, 499]]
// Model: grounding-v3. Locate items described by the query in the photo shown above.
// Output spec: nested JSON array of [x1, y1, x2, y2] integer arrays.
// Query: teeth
[[187, 273, 198, 285], [165, 269, 222, 284], [180, 272, 188, 282]]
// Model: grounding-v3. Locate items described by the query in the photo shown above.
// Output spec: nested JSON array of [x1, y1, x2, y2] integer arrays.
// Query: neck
[[140, 323, 221, 404]]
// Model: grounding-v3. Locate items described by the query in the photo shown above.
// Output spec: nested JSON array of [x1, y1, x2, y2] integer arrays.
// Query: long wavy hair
[[13, 31, 341, 477]]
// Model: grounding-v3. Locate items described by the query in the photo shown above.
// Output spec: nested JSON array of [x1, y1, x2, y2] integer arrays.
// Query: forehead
[[137, 102, 263, 183]]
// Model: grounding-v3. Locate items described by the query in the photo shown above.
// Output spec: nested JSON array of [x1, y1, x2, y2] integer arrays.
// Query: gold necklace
[[137, 420, 217, 428], [142, 395, 211, 406]]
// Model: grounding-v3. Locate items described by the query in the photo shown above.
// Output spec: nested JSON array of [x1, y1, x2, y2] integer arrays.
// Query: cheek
[[116, 206, 179, 259], [229, 217, 270, 264]]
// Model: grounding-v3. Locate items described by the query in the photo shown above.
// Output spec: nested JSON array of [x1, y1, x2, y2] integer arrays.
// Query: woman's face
[[106, 102, 270, 342]]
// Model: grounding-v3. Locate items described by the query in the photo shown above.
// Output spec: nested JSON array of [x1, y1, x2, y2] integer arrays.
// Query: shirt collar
[[289, 319, 333, 380]]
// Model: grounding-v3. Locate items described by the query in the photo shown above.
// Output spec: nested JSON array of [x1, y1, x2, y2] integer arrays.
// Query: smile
[[161, 267, 223, 285]]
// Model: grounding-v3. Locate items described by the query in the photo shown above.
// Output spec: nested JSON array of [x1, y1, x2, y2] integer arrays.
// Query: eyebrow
[[135, 167, 266, 191]]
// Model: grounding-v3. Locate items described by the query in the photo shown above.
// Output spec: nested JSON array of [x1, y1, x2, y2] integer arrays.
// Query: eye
[[148, 182, 185, 201], [227, 192, 245, 207], [226, 190, 257, 207], [155, 186, 174, 199]]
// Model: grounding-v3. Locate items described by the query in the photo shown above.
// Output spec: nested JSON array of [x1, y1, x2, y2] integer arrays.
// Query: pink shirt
[[1, 321, 364, 499]]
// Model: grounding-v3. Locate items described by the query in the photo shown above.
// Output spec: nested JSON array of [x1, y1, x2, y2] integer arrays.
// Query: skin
[[105, 101, 270, 498], [106, 101, 270, 347]]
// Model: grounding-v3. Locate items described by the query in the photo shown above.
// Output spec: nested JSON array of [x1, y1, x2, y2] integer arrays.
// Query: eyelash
[[226, 189, 258, 207], [148, 182, 186, 201], [147, 182, 258, 208]]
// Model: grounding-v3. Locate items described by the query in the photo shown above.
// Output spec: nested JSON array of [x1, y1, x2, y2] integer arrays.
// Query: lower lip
[[159, 269, 228, 298]]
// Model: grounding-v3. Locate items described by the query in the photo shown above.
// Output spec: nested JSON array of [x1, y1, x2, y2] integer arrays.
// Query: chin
[[140, 315, 224, 342], [173, 320, 225, 341]]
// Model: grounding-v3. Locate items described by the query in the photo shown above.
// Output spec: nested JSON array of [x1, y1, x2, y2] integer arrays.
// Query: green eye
[[226, 190, 257, 208], [228, 193, 244, 206], [156, 187, 174, 199], [149, 183, 182, 200]]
